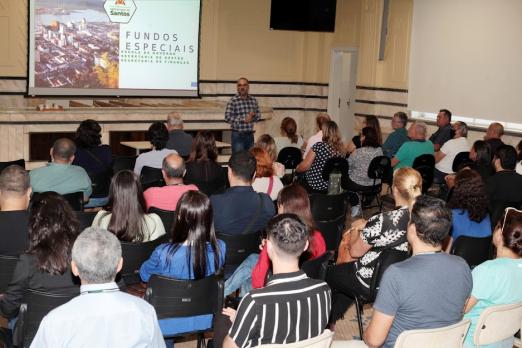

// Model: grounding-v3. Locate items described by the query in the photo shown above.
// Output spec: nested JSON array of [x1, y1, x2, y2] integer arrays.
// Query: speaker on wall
[[270, 0, 337, 33]]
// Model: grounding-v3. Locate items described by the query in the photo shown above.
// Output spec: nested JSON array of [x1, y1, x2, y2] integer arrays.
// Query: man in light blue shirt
[[31, 227, 165, 348], [29, 138, 92, 200]]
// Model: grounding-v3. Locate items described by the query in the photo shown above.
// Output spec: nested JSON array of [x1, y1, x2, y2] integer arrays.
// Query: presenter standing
[[225, 77, 261, 153]]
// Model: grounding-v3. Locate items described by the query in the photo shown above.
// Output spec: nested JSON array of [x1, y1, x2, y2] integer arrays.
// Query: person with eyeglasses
[[225, 77, 261, 153], [462, 207, 522, 348]]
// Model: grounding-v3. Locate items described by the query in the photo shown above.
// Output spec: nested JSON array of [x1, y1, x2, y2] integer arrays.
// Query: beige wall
[[0, 0, 412, 88]]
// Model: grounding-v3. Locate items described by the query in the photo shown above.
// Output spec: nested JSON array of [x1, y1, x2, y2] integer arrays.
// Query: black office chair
[[451, 236, 492, 269], [301, 251, 333, 281], [354, 156, 391, 215], [412, 154, 435, 193], [112, 155, 137, 174], [0, 254, 18, 293], [148, 207, 176, 233], [14, 290, 77, 348], [75, 211, 98, 231], [309, 193, 348, 251], [451, 151, 472, 172], [119, 238, 166, 285], [321, 157, 349, 189], [0, 159, 25, 173], [140, 166, 165, 191], [62, 192, 84, 211], [144, 274, 224, 348], [339, 249, 409, 339], [216, 231, 261, 278], [277, 147, 303, 184], [88, 170, 112, 198]]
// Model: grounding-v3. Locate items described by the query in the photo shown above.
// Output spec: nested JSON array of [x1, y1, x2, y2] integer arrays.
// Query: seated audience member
[[165, 112, 193, 157], [516, 140, 522, 175], [391, 121, 434, 170], [274, 117, 304, 153], [347, 127, 384, 189], [469, 140, 495, 181], [462, 207, 522, 348], [362, 195, 471, 348], [304, 112, 331, 157], [218, 214, 331, 348], [224, 183, 326, 296], [446, 169, 491, 251], [72, 119, 113, 208], [210, 151, 275, 235], [250, 147, 283, 200], [429, 108, 453, 151], [31, 227, 165, 348], [255, 134, 284, 178], [346, 115, 383, 154], [484, 122, 505, 157], [327, 168, 422, 327], [0, 165, 31, 255], [144, 153, 197, 211], [140, 191, 225, 338], [296, 120, 345, 192], [29, 138, 92, 200], [434, 121, 470, 182], [184, 131, 227, 196], [92, 170, 165, 242], [0, 192, 80, 319], [134, 122, 177, 175], [486, 145, 522, 203], [382, 111, 409, 158]]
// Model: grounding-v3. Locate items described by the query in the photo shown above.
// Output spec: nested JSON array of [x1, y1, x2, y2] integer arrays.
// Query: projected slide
[[28, 0, 201, 97]]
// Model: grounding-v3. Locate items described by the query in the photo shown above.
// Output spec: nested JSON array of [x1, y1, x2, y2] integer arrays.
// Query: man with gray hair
[[484, 122, 505, 158], [143, 153, 198, 211], [383, 111, 409, 158], [165, 112, 193, 157], [31, 227, 165, 348], [0, 165, 31, 255], [434, 121, 470, 181], [29, 138, 92, 200], [391, 121, 435, 170]]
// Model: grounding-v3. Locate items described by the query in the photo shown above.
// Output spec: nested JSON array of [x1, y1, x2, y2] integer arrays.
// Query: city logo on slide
[[104, 0, 136, 24]]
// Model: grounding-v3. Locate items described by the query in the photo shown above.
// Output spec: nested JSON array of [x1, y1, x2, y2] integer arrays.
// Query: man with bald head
[[165, 112, 193, 157], [391, 121, 435, 170], [29, 138, 92, 200], [484, 122, 505, 158], [143, 153, 198, 211]]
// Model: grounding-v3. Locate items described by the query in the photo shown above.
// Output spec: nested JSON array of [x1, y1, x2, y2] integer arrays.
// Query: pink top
[[304, 131, 323, 157], [144, 184, 198, 211]]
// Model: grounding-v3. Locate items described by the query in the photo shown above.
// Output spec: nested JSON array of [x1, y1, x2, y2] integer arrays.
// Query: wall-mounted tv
[[270, 0, 337, 33]]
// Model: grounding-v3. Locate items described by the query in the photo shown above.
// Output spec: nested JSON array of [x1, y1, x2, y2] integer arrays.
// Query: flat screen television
[[270, 0, 337, 32]]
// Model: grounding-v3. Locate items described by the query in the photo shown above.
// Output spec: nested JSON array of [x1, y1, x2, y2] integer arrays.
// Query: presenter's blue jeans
[[231, 131, 254, 154]]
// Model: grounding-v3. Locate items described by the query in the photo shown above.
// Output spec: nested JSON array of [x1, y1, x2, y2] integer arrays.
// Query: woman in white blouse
[[250, 147, 284, 201]]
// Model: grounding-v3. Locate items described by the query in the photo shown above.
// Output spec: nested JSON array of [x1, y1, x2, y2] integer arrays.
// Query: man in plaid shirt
[[225, 77, 261, 153]]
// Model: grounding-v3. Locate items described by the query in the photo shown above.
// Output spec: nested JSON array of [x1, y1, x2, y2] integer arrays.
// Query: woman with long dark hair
[[346, 115, 383, 154], [463, 207, 522, 347], [140, 190, 225, 336], [91, 170, 165, 242], [184, 131, 226, 196], [469, 140, 495, 181], [0, 192, 80, 318], [446, 169, 491, 251]]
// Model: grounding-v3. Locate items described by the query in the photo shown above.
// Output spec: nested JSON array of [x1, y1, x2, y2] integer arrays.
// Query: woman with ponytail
[[274, 117, 304, 153], [462, 207, 522, 348], [326, 167, 422, 327]]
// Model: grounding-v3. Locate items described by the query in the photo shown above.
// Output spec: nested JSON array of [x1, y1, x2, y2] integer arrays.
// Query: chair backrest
[[394, 319, 471, 348], [148, 207, 176, 233], [217, 231, 261, 271], [259, 329, 334, 348], [474, 302, 522, 346], [15, 290, 77, 347], [61, 192, 84, 211], [112, 155, 137, 174], [0, 254, 18, 293], [140, 166, 165, 190], [412, 154, 435, 193], [451, 235, 492, 269], [310, 193, 347, 251], [321, 157, 349, 183], [301, 251, 333, 281], [144, 274, 224, 320], [277, 147, 303, 170], [88, 170, 112, 197], [368, 155, 391, 181], [120, 239, 164, 285], [75, 211, 98, 231], [369, 249, 409, 300], [0, 159, 25, 173], [452, 151, 472, 172]]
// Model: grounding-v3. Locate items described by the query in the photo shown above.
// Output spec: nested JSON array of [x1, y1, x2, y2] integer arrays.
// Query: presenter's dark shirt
[[0, 210, 29, 256]]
